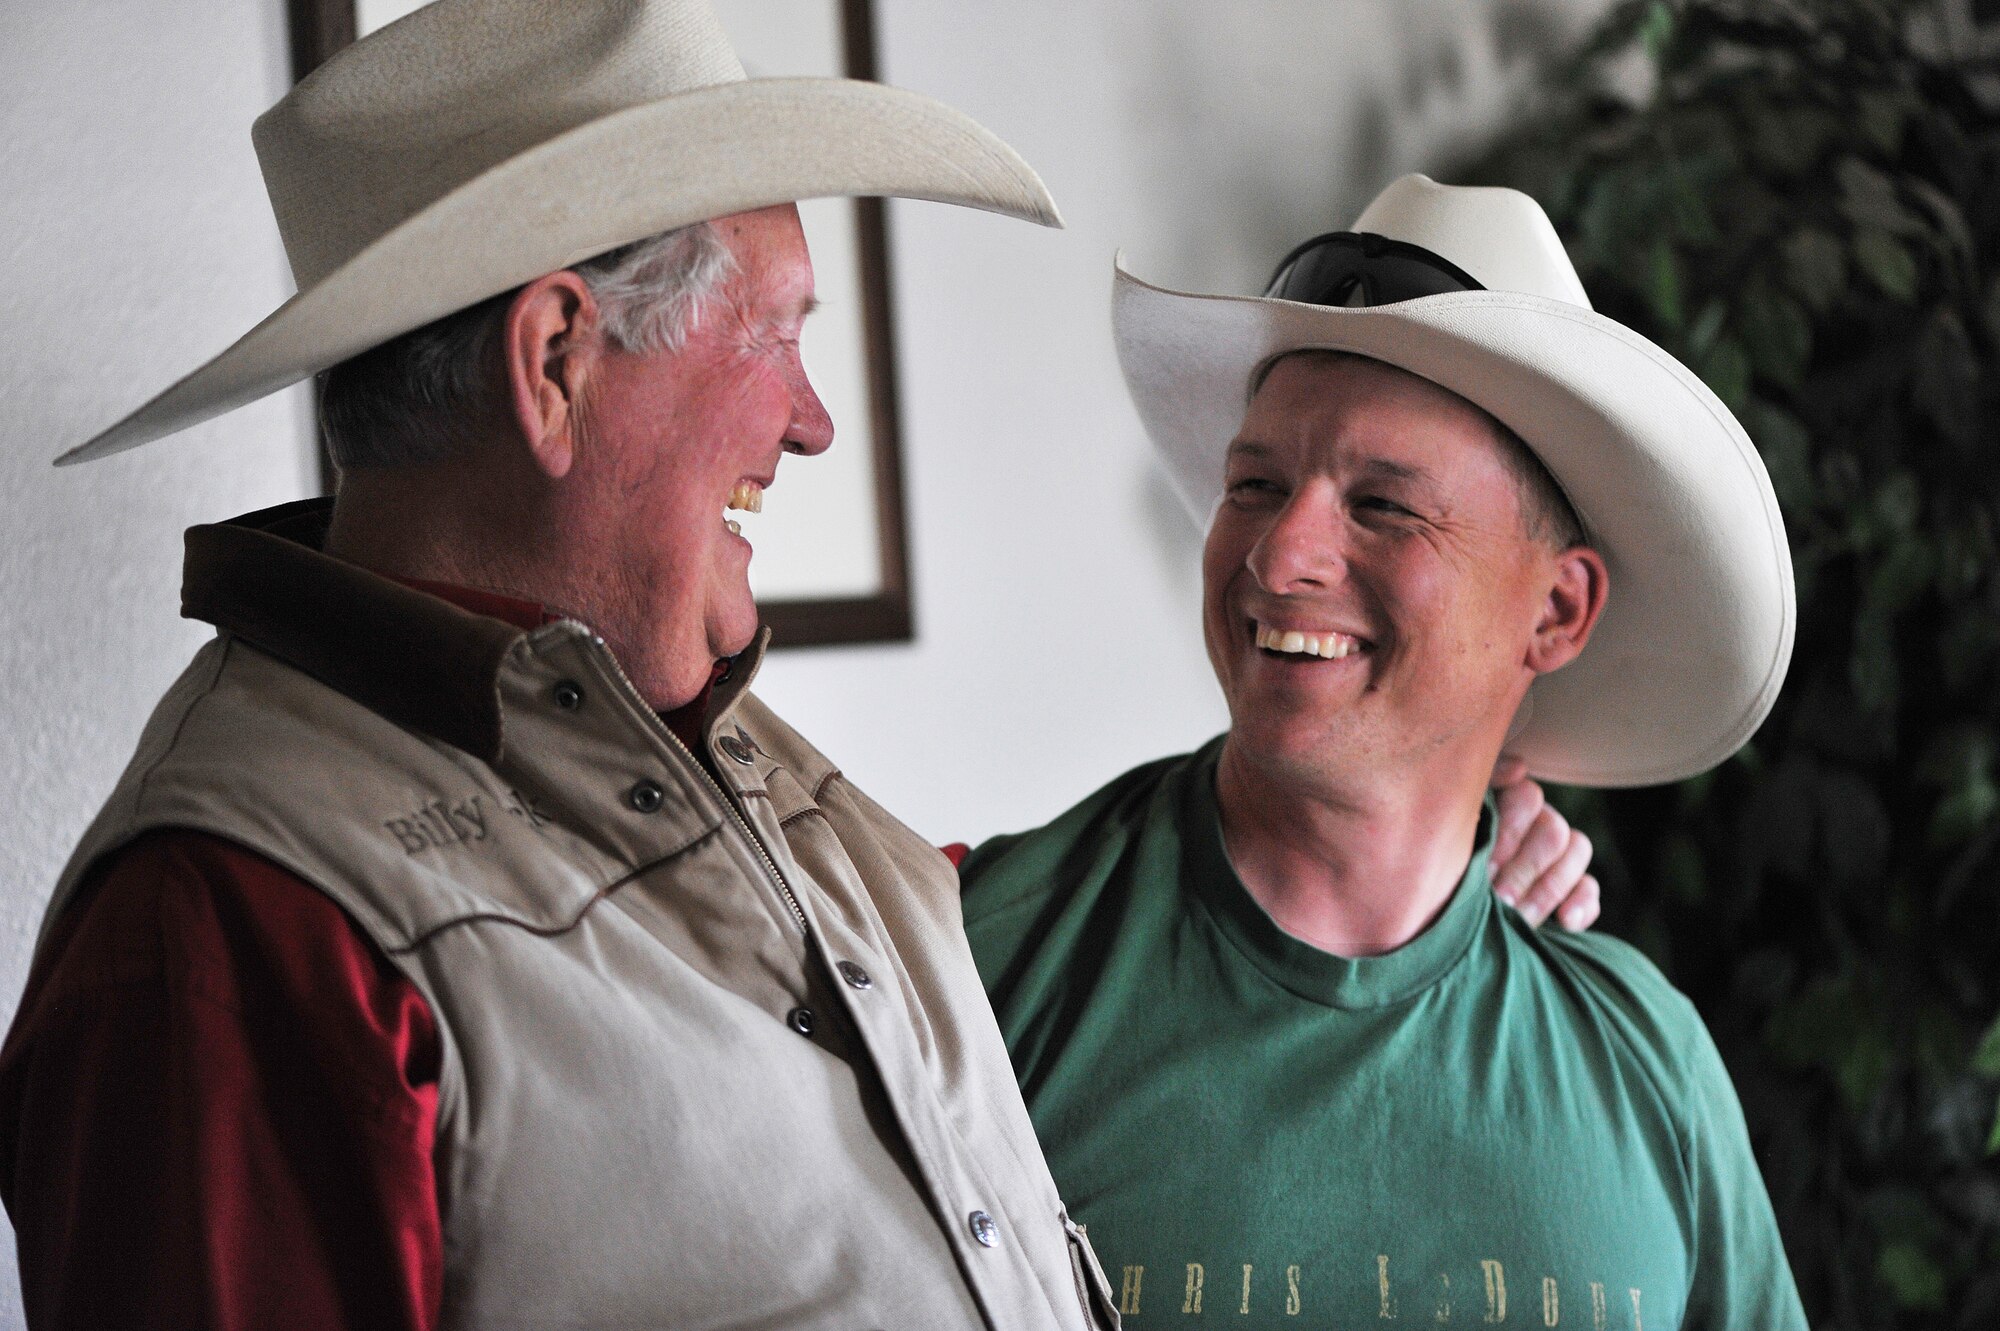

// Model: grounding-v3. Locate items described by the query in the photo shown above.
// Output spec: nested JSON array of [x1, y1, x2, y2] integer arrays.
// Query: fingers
[[1553, 873, 1601, 932], [1492, 799, 1568, 913], [1490, 775, 1547, 867], [1490, 754, 1528, 789], [1509, 829, 1595, 929]]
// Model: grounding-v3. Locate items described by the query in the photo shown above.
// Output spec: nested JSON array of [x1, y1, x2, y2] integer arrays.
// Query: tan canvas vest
[[40, 506, 1118, 1331]]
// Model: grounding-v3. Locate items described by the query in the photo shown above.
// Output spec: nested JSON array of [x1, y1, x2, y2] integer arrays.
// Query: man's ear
[[1526, 545, 1609, 676], [503, 271, 601, 480]]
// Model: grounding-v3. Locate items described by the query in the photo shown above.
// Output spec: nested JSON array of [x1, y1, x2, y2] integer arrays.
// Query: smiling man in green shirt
[[962, 177, 1807, 1329]]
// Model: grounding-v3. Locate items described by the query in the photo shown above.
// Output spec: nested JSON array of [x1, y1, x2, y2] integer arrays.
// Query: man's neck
[[324, 460, 526, 592], [323, 468, 710, 712], [1213, 739, 1492, 958]]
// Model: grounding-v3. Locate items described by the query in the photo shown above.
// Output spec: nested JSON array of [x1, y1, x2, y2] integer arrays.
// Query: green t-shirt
[[962, 740, 1805, 1329]]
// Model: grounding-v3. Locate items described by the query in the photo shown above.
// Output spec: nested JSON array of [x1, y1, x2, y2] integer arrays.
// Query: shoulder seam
[[131, 636, 232, 816]]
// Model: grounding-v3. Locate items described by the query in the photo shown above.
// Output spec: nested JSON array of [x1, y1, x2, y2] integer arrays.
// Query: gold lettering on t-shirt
[[1240, 1264, 1253, 1314], [1480, 1261, 1507, 1322], [1286, 1264, 1302, 1316], [1541, 1277, 1559, 1326], [1119, 1266, 1144, 1317], [1185, 1263, 1205, 1314], [1435, 1272, 1452, 1322], [1629, 1288, 1643, 1331], [1377, 1255, 1398, 1319], [1590, 1282, 1607, 1330]]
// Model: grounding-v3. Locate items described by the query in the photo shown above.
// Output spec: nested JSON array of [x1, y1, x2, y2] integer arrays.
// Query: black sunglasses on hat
[[1263, 231, 1485, 307]]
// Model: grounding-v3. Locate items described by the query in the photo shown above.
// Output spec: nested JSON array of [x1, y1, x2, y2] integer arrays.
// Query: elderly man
[[0, 2, 1126, 1328], [961, 177, 1808, 1328]]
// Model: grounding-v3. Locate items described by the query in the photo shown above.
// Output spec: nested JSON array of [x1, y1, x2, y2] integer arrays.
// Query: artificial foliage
[[1467, 0, 2000, 1323]]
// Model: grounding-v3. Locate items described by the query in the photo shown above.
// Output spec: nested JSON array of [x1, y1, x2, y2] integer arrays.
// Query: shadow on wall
[[1107, 0, 1615, 299]]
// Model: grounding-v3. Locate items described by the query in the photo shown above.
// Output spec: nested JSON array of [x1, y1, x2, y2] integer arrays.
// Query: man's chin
[[706, 598, 762, 663], [1227, 713, 1367, 784]]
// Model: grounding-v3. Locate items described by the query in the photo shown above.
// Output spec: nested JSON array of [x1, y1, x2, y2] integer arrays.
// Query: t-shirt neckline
[[1180, 738, 1496, 1011]]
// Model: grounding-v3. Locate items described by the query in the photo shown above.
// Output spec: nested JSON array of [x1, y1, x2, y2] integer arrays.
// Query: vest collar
[[181, 498, 767, 765]]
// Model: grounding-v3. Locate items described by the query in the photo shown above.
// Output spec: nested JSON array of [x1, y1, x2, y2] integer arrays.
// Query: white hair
[[320, 221, 737, 470]]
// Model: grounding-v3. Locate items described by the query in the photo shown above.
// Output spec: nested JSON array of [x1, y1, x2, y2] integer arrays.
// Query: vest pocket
[[1061, 1206, 1122, 1328]]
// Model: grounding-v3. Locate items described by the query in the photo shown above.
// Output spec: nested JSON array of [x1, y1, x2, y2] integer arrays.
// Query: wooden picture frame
[[288, 0, 915, 647]]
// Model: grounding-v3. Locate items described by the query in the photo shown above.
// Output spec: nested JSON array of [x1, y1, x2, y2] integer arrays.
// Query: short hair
[[1256, 349, 1586, 551], [318, 221, 737, 471], [1490, 416, 1587, 551]]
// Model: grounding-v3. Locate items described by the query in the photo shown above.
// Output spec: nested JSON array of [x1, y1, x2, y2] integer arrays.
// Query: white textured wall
[[0, 0, 1606, 1321], [0, 1, 313, 1318]]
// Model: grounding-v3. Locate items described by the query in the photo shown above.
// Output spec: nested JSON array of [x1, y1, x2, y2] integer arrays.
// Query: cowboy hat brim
[[1113, 258, 1794, 788], [58, 77, 1060, 465]]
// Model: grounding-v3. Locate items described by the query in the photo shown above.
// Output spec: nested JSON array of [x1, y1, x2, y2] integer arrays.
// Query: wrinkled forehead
[[712, 203, 820, 319]]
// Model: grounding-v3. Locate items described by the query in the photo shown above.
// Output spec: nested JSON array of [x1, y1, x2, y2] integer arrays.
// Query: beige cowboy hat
[[1114, 174, 1794, 787], [57, 0, 1060, 465]]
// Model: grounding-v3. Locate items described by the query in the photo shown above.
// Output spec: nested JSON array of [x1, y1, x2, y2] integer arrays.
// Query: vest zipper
[[584, 634, 810, 936], [662, 724, 811, 936]]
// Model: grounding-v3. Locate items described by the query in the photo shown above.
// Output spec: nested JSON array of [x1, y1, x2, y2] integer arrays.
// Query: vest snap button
[[968, 1210, 999, 1248], [787, 1007, 815, 1037], [626, 779, 664, 813], [552, 680, 584, 711], [837, 960, 873, 990], [717, 735, 754, 764]]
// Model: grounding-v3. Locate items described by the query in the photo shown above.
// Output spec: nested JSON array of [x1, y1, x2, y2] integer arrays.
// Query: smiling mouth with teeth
[[1253, 621, 1366, 660], [725, 480, 765, 536]]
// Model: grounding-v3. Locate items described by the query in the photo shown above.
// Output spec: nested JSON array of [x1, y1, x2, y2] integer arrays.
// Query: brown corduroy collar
[[182, 498, 539, 764]]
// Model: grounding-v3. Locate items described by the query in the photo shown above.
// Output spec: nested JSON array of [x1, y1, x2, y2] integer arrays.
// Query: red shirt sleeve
[[0, 830, 443, 1331]]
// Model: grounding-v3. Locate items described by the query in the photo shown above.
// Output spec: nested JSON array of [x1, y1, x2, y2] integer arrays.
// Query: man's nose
[[1246, 490, 1345, 592], [785, 355, 835, 456]]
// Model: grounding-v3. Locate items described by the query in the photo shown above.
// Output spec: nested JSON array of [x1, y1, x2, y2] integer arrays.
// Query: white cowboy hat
[[1114, 174, 1794, 787], [57, 0, 1060, 465]]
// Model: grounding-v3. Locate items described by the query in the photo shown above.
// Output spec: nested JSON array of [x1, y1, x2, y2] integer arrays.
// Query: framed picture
[[287, 0, 916, 647]]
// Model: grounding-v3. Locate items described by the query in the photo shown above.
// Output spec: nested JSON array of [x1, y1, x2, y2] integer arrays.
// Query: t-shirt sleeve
[[1679, 1018, 1809, 1330], [0, 829, 444, 1331]]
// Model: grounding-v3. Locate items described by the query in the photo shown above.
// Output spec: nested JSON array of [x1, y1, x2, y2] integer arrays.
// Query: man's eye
[[1355, 495, 1413, 517]]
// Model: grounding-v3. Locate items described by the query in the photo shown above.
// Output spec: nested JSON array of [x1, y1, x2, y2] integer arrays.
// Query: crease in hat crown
[[1342, 174, 1592, 310], [259, 0, 749, 288]]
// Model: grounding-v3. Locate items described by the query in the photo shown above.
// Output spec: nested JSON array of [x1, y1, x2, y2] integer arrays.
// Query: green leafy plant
[[1468, 1, 2000, 1323]]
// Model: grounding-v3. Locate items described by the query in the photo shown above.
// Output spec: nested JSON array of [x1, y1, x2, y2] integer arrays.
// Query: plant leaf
[[1906, 177, 1975, 261], [1849, 609, 1899, 713], [1644, 235, 1685, 329], [1876, 1241, 1948, 1311], [1639, 0, 1675, 64], [1971, 1013, 2000, 1079], [1856, 88, 1912, 155], [1852, 229, 1918, 301], [1698, 337, 1751, 409], [1746, 400, 1815, 511], [1738, 287, 1814, 388], [1913, 310, 1981, 451], [1836, 156, 1926, 238], [1929, 775, 1999, 851], [1781, 227, 1847, 313]]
